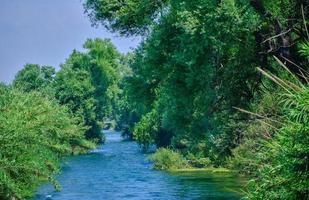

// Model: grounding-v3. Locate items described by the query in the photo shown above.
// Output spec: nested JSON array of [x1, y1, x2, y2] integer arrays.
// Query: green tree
[[53, 38, 122, 141], [53, 62, 99, 140], [0, 86, 93, 200], [84, 0, 168, 35], [84, 1, 309, 198], [13, 64, 55, 93]]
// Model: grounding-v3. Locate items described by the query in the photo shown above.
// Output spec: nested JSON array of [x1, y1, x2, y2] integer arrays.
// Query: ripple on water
[[30, 130, 244, 200]]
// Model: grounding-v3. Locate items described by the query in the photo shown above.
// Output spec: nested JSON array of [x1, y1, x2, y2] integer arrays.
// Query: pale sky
[[0, 0, 140, 83]]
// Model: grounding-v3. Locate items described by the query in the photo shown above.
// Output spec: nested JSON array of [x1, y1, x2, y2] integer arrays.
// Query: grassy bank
[[149, 148, 238, 175], [168, 168, 235, 173]]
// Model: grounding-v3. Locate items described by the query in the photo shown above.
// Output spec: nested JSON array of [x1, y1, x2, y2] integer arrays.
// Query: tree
[[0, 87, 92, 199], [84, 0, 168, 35], [53, 38, 122, 141], [53, 62, 99, 140], [84, 1, 309, 198], [13, 64, 55, 93]]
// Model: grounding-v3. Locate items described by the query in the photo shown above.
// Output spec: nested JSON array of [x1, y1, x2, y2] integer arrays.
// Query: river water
[[30, 130, 245, 200]]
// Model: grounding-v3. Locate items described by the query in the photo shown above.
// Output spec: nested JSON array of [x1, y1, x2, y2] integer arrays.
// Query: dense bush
[[149, 148, 189, 170], [228, 50, 309, 198], [0, 86, 94, 199], [186, 153, 212, 168], [133, 106, 160, 151], [229, 88, 283, 175], [246, 72, 309, 199]]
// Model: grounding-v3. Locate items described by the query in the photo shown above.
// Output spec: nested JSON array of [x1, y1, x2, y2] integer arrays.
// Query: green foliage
[[53, 59, 99, 139], [262, 0, 297, 23], [84, 0, 168, 35], [0, 37, 123, 199], [149, 148, 189, 170], [83, 38, 121, 120], [114, 0, 261, 165], [133, 107, 159, 151], [230, 52, 309, 199], [81, 1, 309, 199], [246, 85, 309, 199], [0, 87, 92, 199], [299, 42, 309, 58], [53, 38, 121, 141], [13, 64, 55, 94], [229, 89, 283, 175], [186, 153, 211, 168]]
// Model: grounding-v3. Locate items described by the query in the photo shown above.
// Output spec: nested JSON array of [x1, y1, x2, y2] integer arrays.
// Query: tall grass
[[236, 55, 309, 199]]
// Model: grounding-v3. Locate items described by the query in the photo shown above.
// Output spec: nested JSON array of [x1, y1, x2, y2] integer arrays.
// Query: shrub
[[229, 89, 282, 175], [0, 88, 93, 199], [237, 58, 309, 199], [247, 85, 309, 199], [186, 153, 212, 168], [149, 148, 189, 170]]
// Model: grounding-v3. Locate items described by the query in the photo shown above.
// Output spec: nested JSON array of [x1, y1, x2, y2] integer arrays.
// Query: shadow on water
[[30, 130, 245, 200]]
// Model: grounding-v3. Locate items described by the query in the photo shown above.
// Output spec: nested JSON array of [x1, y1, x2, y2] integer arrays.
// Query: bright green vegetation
[[170, 168, 234, 173], [85, 0, 309, 199], [0, 39, 125, 199], [149, 148, 189, 170], [13, 39, 124, 141], [1, 0, 309, 199], [240, 65, 309, 199], [150, 148, 213, 170], [0, 86, 93, 199]]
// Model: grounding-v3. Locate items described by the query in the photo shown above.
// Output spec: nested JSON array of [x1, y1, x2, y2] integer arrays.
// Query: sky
[[0, 0, 140, 83]]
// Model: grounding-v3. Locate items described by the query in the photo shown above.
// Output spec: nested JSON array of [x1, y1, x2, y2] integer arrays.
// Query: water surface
[[31, 130, 244, 200]]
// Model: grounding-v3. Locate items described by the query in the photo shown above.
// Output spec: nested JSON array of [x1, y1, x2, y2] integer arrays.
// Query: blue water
[[30, 130, 244, 200]]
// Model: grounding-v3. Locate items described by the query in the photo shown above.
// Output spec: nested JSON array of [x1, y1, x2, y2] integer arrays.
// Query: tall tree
[[13, 64, 55, 93], [54, 38, 121, 141]]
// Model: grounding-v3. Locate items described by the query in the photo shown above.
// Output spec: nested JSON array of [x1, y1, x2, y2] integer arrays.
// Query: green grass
[[168, 167, 237, 174]]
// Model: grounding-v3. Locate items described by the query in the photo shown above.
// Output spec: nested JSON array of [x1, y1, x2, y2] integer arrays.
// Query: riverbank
[[168, 167, 236, 173], [149, 148, 239, 173]]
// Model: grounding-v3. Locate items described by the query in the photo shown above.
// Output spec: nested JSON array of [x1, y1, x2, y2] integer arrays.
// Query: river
[[30, 130, 245, 200]]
